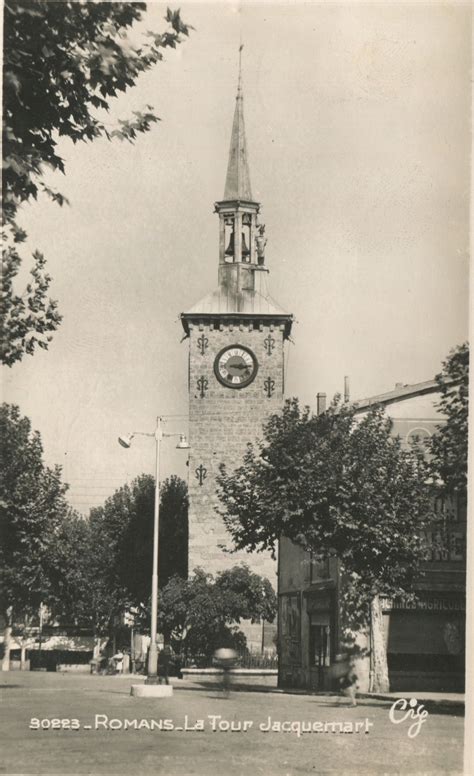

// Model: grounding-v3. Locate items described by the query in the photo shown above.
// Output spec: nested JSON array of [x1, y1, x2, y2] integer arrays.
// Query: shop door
[[309, 612, 331, 687]]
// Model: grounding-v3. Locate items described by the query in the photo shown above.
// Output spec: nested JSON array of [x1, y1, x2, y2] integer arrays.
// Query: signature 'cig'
[[389, 698, 428, 738]]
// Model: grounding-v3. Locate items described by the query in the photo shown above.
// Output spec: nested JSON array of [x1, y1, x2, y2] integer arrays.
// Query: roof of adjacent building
[[352, 380, 440, 412]]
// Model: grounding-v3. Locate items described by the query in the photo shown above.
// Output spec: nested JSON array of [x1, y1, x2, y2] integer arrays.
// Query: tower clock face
[[214, 345, 258, 389]]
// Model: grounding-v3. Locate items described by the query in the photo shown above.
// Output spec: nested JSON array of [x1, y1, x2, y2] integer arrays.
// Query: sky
[[3, 1, 471, 514]]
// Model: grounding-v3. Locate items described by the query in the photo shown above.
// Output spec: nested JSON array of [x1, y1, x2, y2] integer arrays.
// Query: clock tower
[[181, 63, 293, 592]]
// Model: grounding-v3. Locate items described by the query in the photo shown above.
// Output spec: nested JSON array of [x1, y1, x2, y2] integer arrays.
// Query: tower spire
[[223, 45, 253, 201]]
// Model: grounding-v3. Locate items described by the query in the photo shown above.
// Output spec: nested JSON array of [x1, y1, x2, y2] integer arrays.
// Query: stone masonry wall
[[187, 321, 287, 591]]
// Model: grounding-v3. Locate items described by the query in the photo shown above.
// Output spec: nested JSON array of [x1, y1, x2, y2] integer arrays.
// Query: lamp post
[[118, 416, 189, 685]]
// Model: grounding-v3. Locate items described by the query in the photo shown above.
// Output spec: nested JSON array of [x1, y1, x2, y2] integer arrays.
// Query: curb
[[359, 693, 465, 711], [176, 679, 465, 709]]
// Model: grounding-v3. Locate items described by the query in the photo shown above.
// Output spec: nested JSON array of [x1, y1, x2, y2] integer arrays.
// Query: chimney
[[344, 376, 350, 403], [317, 392, 327, 415]]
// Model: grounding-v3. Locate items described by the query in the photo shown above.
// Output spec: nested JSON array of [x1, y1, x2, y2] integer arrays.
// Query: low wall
[[9, 660, 31, 671], [181, 668, 278, 688], [57, 664, 91, 674]]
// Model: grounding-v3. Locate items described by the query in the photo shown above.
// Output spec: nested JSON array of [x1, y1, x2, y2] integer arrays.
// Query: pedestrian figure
[[339, 669, 358, 707], [158, 645, 172, 685], [214, 647, 237, 698], [112, 651, 124, 674]]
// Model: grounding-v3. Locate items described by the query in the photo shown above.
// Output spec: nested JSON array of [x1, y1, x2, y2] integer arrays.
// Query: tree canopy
[[158, 566, 277, 660], [216, 397, 434, 690], [0, 403, 70, 622], [46, 509, 118, 636], [217, 398, 432, 604], [2, 1, 192, 365], [104, 473, 188, 601], [48, 474, 188, 635], [430, 342, 469, 494]]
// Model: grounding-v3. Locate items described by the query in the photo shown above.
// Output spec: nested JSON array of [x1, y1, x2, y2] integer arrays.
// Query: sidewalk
[[176, 673, 465, 710], [358, 690, 465, 711], [79, 671, 465, 713]]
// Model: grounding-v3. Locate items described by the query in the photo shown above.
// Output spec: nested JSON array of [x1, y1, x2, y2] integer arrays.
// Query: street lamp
[[118, 417, 189, 685]]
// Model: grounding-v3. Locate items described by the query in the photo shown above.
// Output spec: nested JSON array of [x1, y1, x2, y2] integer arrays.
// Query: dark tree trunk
[[2, 608, 13, 672]]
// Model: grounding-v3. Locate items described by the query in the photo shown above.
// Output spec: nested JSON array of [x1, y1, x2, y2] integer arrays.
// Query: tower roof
[[223, 47, 253, 201]]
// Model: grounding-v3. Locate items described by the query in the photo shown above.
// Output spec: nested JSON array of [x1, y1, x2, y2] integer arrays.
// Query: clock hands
[[215, 345, 258, 388]]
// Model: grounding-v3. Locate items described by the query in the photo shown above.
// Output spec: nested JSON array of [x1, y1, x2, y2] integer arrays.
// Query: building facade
[[180, 68, 293, 648], [278, 381, 466, 692]]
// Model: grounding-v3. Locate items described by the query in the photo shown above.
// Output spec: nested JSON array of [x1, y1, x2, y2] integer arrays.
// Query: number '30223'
[[30, 718, 80, 730]]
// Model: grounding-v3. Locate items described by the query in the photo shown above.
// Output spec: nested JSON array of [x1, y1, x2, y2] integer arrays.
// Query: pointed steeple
[[223, 46, 253, 201], [180, 48, 293, 339]]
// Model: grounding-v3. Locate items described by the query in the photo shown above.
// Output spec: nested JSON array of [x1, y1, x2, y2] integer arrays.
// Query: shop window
[[423, 488, 466, 563], [309, 612, 331, 668], [310, 553, 330, 583], [281, 594, 301, 638], [406, 427, 431, 458], [280, 594, 301, 666], [426, 527, 465, 562], [434, 494, 459, 524], [430, 528, 450, 561], [449, 531, 465, 561]]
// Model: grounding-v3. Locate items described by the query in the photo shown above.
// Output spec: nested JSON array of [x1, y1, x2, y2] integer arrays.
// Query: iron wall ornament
[[197, 334, 209, 355], [264, 334, 275, 355], [196, 376, 208, 398], [195, 464, 207, 486], [264, 376, 275, 398]]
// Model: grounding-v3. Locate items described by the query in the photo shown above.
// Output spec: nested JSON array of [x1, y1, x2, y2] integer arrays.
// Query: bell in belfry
[[225, 230, 250, 259], [225, 231, 234, 256]]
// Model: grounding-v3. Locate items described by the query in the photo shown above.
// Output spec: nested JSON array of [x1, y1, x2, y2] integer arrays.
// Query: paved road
[[0, 673, 465, 775]]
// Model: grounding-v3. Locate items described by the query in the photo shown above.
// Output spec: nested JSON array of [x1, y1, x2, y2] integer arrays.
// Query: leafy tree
[[1, 247, 62, 367], [111, 473, 188, 599], [48, 474, 188, 637], [216, 398, 432, 691], [158, 566, 277, 662], [46, 510, 122, 643], [430, 342, 469, 494], [0, 403, 70, 668], [215, 565, 276, 625], [2, 1, 192, 365], [157, 475, 189, 585]]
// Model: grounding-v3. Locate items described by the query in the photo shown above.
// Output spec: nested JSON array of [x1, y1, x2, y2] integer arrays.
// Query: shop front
[[305, 586, 338, 692], [382, 594, 465, 691], [278, 582, 344, 692]]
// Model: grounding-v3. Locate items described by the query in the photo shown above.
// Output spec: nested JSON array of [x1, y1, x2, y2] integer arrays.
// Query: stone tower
[[180, 63, 293, 595]]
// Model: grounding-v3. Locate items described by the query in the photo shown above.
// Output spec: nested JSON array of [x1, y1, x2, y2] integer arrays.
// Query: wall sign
[[381, 597, 465, 612]]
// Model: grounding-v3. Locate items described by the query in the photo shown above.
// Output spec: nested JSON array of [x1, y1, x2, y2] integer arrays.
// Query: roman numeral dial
[[214, 345, 258, 389]]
